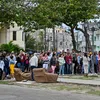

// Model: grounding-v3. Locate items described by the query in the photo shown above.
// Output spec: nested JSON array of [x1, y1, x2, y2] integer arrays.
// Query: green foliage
[[34, 0, 98, 50], [25, 34, 36, 50], [0, 41, 23, 52], [25, 31, 44, 51], [37, 31, 44, 51], [34, 0, 98, 28], [0, 0, 37, 31]]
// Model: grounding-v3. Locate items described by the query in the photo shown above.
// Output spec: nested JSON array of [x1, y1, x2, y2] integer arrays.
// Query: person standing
[[93, 52, 98, 73], [0, 57, 5, 80], [15, 54, 22, 69], [4, 56, 10, 78], [50, 54, 57, 73], [83, 53, 89, 76], [89, 52, 94, 73], [65, 52, 72, 74], [98, 51, 100, 73], [42, 53, 49, 71], [19, 50, 25, 72], [58, 54, 65, 75], [29, 53, 38, 81], [24, 54, 29, 72], [77, 53, 82, 74], [9, 56, 15, 80]]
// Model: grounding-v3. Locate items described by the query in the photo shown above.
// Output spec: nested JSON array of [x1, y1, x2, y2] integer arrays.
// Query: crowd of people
[[0, 49, 100, 80]]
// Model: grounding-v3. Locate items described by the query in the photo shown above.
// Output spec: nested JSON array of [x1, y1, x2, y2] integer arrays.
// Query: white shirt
[[83, 56, 89, 65], [29, 55, 38, 67], [0, 60, 5, 71]]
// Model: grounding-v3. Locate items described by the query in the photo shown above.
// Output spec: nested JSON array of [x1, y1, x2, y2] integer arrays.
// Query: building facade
[[0, 23, 25, 49], [75, 29, 100, 52], [32, 26, 72, 51]]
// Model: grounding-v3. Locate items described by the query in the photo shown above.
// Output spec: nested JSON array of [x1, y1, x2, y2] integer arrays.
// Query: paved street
[[0, 85, 100, 100]]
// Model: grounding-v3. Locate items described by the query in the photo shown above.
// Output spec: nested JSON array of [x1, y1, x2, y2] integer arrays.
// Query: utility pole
[[44, 27, 46, 51], [63, 33, 64, 51], [53, 26, 56, 51], [91, 27, 95, 52], [56, 31, 58, 51], [76, 32, 78, 50]]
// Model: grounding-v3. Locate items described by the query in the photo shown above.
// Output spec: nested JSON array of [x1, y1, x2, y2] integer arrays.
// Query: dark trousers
[[24, 64, 29, 71], [21, 62, 25, 72], [4, 67, 10, 76], [94, 64, 98, 73], [67, 64, 72, 74], [31, 66, 36, 81], [74, 62, 78, 74], [64, 63, 67, 74], [0, 68, 3, 80]]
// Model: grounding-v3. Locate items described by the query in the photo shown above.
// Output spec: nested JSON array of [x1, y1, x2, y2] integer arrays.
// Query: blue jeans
[[67, 64, 72, 74], [4, 66, 10, 76], [31, 66, 36, 81], [59, 64, 65, 75]]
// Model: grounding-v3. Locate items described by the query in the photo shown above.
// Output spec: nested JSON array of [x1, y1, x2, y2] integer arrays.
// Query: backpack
[[17, 63, 21, 67]]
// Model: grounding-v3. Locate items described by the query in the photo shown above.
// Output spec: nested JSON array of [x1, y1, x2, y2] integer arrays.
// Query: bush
[[0, 41, 23, 53]]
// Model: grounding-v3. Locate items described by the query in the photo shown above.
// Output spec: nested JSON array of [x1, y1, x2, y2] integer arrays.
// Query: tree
[[25, 33, 36, 50], [58, 0, 98, 51], [33, 0, 67, 50], [0, 0, 36, 31], [37, 31, 44, 51], [33, 0, 98, 51]]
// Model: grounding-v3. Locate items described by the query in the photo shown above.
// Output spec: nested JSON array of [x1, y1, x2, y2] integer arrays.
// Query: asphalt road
[[0, 85, 100, 100]]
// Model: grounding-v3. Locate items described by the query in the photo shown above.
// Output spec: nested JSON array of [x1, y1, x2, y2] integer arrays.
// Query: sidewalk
[[57, 75, 100, 86]]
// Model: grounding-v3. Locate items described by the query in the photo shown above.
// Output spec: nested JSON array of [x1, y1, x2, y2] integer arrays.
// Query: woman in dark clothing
[[15, 55, 21, 69], [24, 56, 29, 72], [50, 54, 57, 73], [4, 57, 10, 77]]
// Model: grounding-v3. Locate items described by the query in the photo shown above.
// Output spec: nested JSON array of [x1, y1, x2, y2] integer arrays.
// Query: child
[[9, 56, 15, 80]]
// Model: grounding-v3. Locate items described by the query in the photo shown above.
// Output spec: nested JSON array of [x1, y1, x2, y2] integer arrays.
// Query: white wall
[[0, 28, 7, 44], [7, 23, 25, 49]]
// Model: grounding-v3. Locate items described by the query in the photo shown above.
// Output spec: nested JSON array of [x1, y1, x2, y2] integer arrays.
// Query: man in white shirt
[[0, 57, 5, 80], [29, 53, 38, 81]]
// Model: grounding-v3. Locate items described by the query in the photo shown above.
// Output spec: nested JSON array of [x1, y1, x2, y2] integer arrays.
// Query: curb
[[57, 78, 100, 87]]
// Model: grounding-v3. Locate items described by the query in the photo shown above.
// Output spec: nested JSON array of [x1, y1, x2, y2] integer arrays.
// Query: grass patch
[[77, 77, 96, 80], [61, 76, 97, 80], [0, 80, 14, 85], [87, 90, 100, 96], [0, 81, 10, 84], [54, 84, 89, 91]]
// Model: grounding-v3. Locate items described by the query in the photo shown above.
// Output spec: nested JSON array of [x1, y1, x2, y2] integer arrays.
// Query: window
[[97, 46, 99, 48], [60, 42, 62, 45], [96, 34, 99, 40], [13, 31, 16, 40], [94, 36, 96, 41]]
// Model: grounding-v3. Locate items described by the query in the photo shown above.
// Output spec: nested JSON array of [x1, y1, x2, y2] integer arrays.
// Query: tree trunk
[[76, 27, 92, 52], [84, 27, 92, 52], [84, 33, 91, 52], [71, 27, 77, 51]]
